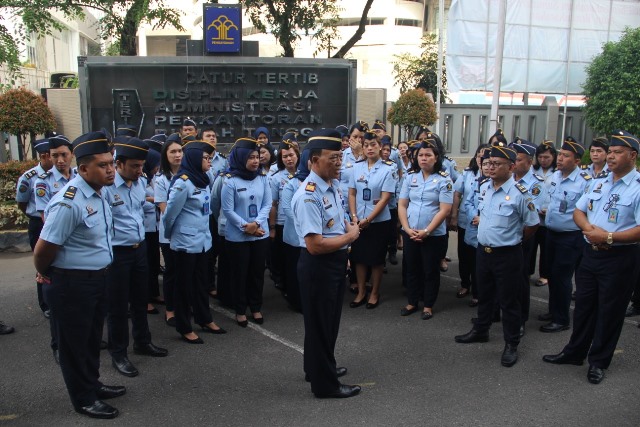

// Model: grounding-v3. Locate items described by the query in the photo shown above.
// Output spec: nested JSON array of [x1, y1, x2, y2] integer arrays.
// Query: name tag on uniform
[[248, 204, 258, 217], [608, 208, 618, 223], [203, 202, 210, 215], [559, 200, 567, 213], [112, 201, 125, 207], [363, 188, 371, 201]]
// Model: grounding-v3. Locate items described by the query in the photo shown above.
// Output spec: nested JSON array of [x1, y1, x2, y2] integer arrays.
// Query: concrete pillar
[[543, 96, 559, 144]]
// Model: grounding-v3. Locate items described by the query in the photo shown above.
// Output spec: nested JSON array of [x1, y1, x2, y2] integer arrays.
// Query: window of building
[[443, 114, 454, 153], [461, 115, 471, 153], [527, 116, 536, 143], [338, 17, 385, 26], [478, 115, 488, 145], [395, 19, 422, 27], [512, 115, 521, 141]]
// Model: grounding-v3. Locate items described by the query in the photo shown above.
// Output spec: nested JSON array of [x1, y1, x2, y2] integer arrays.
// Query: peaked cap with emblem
[[182, 117, 197, 128], [306, 129, 342, 151], [280, 132, 298, 149], [183, 139, 215, 154], [510, 138, 536, 156], [232, 137, 258, 151], [562, 136, 585, 157], [72, 131, 111, 159], [335, 124, 349, 138], [113, 136, 149, 160], [491, 143, 517, 162], [115, 124, 138, 138], [48, 134, 72, 149], [372, 119, 386, 131], [610, 130, 639, 152], [33, 138, 50, 154]]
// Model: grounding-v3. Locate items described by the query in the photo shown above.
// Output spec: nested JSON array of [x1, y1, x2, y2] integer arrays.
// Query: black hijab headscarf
[[225, 138, 260, 181]]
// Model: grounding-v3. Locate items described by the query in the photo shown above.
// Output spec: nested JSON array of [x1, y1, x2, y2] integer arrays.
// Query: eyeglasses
[[202, 155, 212, 162], [486, 161, 510, 168]]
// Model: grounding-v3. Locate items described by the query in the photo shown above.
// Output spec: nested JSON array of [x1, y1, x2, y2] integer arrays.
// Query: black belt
[[588, 244, 638, 252], [113, 242, 143, 249], [28, 215, 43, 221], [50, 266, 110, 278], [478, 244, 521, 254]]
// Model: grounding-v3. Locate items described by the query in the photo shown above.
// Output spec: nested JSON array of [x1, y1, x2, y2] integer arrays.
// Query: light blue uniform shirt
[[221, 174, 272, 242], [463, 176, 490, 247], [576, 169, 640, 245], [206, 152, 228, 189], [163, 176, 212, 253], [348, 159, 397, 223], [546, 167, 592, 232], [477, 177, 540, 247], [516, 168, 547, 212], [282, 177, 304, 247], [40, 175, 113, 270], [454, 168, 480, 229], [339, 148, 361, 206], [210, 173, 227, 236], [154, 173, 172, 244], [270, 169, 295, 225], [15, 163, 47, 217], [35, 168, 76, 212], [104, 173, 145, 246], [399, 170, 454, 236], [292, 170, 348, 248], [583, 163, 608, 179], [443, 157, 460, 182], [142, 175, 158, 233]]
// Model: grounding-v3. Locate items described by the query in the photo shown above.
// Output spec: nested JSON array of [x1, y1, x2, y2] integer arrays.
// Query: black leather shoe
[[0, 321, 15, 335], [100, 340, 107, 350], [625, 305, 640, 317], [519, 325, 525, 338], [349, 298, 366, 308], [43, 309, 51, 319], [112, 357, 139, 377], [540, 322, 570, 333], [133, 342, 168, 357], [366, 297, 380, 309], [53, 349, 59, 365], [306, 367, 348, 382], [587, 365, 605, 384], [200, 323, 228, 334], [542, 352, 584, 365], [388, 253, 398, 265], [501, 344, 518, 367], [251, 313, 264, 325], [96, 385, 126, 400], [181, 335, 204, 344], [537, 313, 553, 321], [314, 384, 361, 399], [455, 329, 489, 343], [400, 306, 418, 316], [75, 400, 119, 419], [165, 317, 176, 327], [421, 311, 433, 320]]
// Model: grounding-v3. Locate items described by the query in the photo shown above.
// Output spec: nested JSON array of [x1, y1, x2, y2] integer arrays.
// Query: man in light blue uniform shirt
[[292, 129, 361, 399], [541, 137, 592, 333], [510, 139, 547, 335], [16, 138, 53, 318], [455, 145, 539, 368], [35, 135, 76, 218], [105, 137, 168, 378], [33, 131, 124, 419], [543, 130, 640, 385]]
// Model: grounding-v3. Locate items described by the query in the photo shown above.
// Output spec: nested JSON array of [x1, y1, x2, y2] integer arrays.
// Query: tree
[[241, 0, 375, 59], [387, 88, 437, 140], [582, 27, 640, 136], [0, 87, 56, 160], [0, 0, 184, 78], [392, 34, 448, 103]]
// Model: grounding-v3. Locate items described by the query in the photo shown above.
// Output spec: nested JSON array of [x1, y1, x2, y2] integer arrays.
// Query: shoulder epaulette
[[225, 173, 232, 178], [270, 170, 280, 176], [355, 158, 366, 163], [25, 169, 38, 179], [515, 183, 528, 194], [180, 174, 189, 181], [464, 167, 472, 172], [439, 170, 449, 177], [287, 173, 294, 179], [479, 177, 490, 185], [38, 171, 52, 179], [580, 172, 592, 181], [407, 170, 417, 175], [383, 160, 394, 166], [444, 155, 453, 161], [63, 186, 77, 200], [533, 174, 545, 181], [580, 164, 589, 170], [154, 172, 162, 177], [218, 152, 227, 158], [305, 182, 316, 192]]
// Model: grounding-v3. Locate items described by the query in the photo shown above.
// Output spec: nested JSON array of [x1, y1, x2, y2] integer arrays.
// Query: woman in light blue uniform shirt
[[269, 136, 300, 298], [222, 138, 272, 327], [348, 132, 397, 309], [164, 142, 226, 344], [450, 144, 490, 304], [398, 138, 453, 320], [280, 147, 312, 312], [381, 138, 401, 266], [154, 134, 182, 326]]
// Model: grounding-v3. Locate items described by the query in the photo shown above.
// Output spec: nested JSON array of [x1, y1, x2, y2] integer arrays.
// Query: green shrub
[[0, 160, 38, 202]]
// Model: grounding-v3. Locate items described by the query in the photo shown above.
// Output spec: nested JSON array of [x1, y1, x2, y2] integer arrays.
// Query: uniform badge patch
[[86, 205, 95, 215], [326, 219, 335, 228], [305, 182, 316, 192], [18, 181, 28, 193], [36, 188, 46, 197], [527, 201, 535, 211], [531, 184, 541, 196], [446, 182, 452, 191]]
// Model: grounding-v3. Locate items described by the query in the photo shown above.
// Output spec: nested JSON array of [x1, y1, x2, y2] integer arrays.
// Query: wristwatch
[[423, 228, 430, 236], [606, 232, 613, 245]]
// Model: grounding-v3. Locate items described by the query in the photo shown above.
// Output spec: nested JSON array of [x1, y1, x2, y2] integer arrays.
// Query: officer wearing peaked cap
[[34, 131, 124, 419], [292, 129, 361, 399], [455, 144, 539, 368], [544, 130, 640, 385], [35, 135, 77, 218], [181, 117, 198, 138], [16, 138, 53, 318], [541, 136, 591, 334], [510, 138, 547, 333], [104, 137, 168, 377], [584, 137, 609, 178]]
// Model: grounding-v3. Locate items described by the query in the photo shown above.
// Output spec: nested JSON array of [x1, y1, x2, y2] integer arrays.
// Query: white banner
[[446, 0, 640, 93]]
